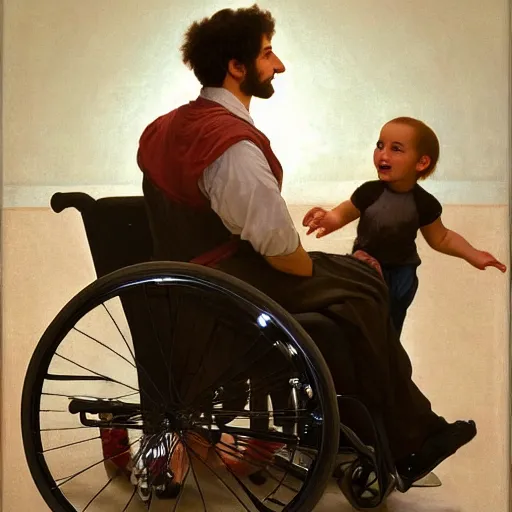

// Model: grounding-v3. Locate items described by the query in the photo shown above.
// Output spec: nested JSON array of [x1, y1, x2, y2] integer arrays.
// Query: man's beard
[[240, 63, 274, 99]]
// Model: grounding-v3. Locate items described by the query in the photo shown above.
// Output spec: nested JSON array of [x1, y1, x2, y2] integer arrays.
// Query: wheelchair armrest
[[50, 192, 96, 214]]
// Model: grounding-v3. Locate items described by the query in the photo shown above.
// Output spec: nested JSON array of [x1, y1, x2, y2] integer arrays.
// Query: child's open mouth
[[379, 164, 392, 172]]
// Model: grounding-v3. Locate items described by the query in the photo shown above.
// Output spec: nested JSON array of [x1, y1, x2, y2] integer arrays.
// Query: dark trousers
[[216, 250, 445, 460], [382, 265, 419, 336]]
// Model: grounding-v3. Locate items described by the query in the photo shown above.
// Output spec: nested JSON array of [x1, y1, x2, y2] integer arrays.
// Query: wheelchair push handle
[[50, 192, 96, 214]]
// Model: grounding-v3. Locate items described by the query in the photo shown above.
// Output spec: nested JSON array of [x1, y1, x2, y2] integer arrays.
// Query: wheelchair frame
[[21, 192, 440, 512]]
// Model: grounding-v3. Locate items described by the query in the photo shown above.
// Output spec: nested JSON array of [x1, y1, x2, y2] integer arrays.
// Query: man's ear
[[416, 155, 431, 173], [227, 59, 246, 80]]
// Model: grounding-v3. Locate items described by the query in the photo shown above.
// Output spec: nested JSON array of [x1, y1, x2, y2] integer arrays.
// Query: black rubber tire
[[21, 261, 340, 512], [338, 457, 383, 510]]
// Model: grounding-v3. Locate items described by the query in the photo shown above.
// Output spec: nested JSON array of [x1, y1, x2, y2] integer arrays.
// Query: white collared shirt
[[197, 87, 299, 257]]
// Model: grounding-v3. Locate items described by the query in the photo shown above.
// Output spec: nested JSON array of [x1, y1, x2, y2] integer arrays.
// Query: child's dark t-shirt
[[350, 180, 442, 266]]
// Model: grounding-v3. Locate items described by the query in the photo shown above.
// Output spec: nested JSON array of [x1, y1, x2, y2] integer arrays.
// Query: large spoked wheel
[[22, 262, 339, 512]]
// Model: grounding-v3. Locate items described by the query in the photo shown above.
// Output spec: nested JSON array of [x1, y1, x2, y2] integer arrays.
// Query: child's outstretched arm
[[421, 217, 507, 272], [302, 200, 360, 238]]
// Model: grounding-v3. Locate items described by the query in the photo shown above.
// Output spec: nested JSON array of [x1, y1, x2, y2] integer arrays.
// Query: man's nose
[[274, 56, 286, 74]]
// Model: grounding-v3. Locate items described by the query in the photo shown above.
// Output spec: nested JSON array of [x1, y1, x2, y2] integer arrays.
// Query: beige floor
[[1, 204, 510, 511]]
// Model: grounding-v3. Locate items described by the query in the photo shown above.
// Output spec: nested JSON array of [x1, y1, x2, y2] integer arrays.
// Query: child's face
[[373, 122, 429, 190]]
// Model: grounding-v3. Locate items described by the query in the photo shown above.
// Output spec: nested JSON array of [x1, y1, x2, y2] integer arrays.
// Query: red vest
[[137, 96, 283, 209]]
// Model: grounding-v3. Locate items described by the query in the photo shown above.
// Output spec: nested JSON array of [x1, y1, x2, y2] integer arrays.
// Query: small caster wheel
[[332, 457, 355, 479], [338, 458, 387, 510]]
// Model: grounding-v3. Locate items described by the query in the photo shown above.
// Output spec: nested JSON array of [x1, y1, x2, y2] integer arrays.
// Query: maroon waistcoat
[[137, 96, 283, 209]]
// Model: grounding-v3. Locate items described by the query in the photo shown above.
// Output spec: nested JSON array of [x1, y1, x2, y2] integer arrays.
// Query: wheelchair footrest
[[411, 472, 442, 487]]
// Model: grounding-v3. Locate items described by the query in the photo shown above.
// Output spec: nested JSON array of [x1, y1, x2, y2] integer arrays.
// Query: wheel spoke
[[54, 436, 142, 488], [52, 352, 139, 392], [142, 284, 185, 407], [263, 442, 301, 503], [82, 473, 117, 511], [211, 408, 307, 418], [187, 450, 208, 511], [73, 327, 136, 369], [213, 439, 303, 495], [46, 374, 116, 382], [73, 326, 165, 411], [213, 452, 278, 512], [41, 426, 94, 432], [101, 303, 137, 362], [208, 373, 298, 410], [121, 487, 138, 512], [26, 269, 336, 512], [220, 427, 298, 446], [102, 300, 171, 409], [183, 441, 254, 512], [41, 435, 101, 454], [193, 335, 278, 406], [111, 391, 140, 400]]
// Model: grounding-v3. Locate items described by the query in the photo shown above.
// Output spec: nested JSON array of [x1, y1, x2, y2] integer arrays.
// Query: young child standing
[[302, 117, 506, 335]]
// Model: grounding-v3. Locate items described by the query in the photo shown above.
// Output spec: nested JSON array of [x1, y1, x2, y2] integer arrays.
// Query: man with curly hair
[[137, 4, 476, 492]]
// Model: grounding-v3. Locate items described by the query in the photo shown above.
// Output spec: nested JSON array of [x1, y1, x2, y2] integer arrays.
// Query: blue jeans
[[381, 265, 419, 336]]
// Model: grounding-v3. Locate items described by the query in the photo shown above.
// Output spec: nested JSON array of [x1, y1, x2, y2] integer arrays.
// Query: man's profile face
[[240, 34, 285, 99]]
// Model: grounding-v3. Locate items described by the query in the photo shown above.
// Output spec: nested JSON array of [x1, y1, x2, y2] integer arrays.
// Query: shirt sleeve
[[350, 181, 385, 212], [199, 140, 300, 257], [414, 186, 443, 226]]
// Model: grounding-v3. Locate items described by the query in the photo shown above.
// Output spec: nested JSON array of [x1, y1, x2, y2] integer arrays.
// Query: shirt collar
[[199, 87, 254, 126]]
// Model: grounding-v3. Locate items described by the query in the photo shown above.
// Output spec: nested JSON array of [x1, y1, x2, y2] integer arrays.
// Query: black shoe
[[395, 420, 477, 491]]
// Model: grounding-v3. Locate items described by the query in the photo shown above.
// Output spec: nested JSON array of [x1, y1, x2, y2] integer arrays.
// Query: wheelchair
[[21, 192, 441, 512]]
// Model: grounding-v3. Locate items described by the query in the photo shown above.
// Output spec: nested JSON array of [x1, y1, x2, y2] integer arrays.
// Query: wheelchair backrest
[[51, 192, 154, 278]]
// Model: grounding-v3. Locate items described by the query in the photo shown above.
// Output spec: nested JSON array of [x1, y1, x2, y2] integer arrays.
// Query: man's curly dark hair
[[180, 4, 276, 87]]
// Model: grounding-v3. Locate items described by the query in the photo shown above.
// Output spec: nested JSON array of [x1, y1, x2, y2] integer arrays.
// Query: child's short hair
[[388, 117, 440, 180]]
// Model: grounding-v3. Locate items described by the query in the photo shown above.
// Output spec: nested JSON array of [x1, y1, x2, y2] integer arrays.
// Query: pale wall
[[2, 0, 510, 206]]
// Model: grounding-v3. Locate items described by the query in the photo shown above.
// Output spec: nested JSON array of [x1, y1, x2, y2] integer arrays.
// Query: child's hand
[[468, 250, 507, 273], [302, 207, 327, 235], [302, 207, 340, 238]]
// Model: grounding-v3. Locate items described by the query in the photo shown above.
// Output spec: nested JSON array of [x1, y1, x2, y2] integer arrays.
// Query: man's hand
[[352, 250, 384, 278], [466, 250, 507, 273], [302, 207, 340, 238]]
